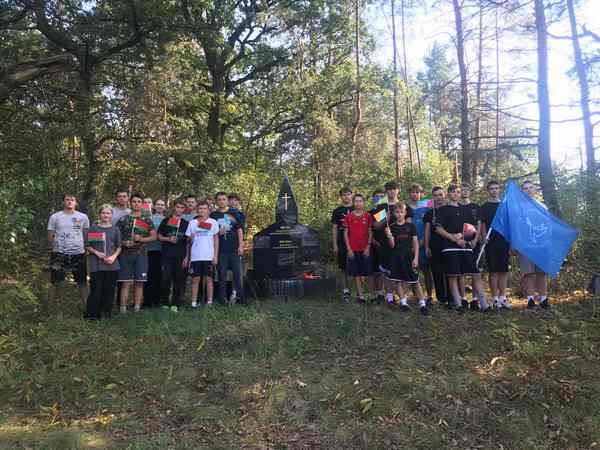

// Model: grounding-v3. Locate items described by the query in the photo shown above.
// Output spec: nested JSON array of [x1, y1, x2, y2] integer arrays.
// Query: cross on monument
[[282, 193, 291, 210]]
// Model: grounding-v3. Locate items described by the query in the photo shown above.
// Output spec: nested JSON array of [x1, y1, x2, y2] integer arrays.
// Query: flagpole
[[476, 227, 492, 267]]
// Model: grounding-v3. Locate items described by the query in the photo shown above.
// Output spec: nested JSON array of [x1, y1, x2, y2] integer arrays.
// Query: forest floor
[[1, 289, 600, 450]]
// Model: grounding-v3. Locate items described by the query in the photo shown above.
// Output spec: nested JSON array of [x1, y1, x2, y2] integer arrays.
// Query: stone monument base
[[246, 271, 336, 299]]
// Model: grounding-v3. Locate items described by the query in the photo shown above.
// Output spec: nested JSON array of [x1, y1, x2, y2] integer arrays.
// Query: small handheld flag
[[88, 231, 106, 254], [373, 208, 387, 223], [416, 196, 433, 209], [133, 218, 150, 236]]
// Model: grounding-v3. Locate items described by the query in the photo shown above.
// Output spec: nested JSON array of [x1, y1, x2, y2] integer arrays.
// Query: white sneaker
[[501, 297, 512, 309], [191, 302, 198, 308]]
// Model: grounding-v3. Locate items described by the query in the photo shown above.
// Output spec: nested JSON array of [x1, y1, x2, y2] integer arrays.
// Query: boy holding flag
[[116, 192, 157, 313], [479, 180, 511, 309], [158, 198, 189, 309]]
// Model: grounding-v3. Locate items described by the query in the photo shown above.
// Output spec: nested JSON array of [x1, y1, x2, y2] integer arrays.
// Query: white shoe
[[501, 297, 512, 309], [191, 302, 198, 309]]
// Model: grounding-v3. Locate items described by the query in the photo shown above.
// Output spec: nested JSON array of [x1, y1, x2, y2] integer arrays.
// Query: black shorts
[[386, 253, 419, 283], [442, 249, 479, 277], [347, 252, 373, 277], [485, 239, 510, 273], [370, 243, 382, 273], [50, 252, 87, 284], [190, 261, 214, 278]]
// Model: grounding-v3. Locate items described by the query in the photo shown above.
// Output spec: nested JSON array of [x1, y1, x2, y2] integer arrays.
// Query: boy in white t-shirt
[[185, 199, 219, 308]]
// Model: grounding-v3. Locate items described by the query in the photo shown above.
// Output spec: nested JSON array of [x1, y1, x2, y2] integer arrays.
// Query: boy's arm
[[332, 224, 338, 253], [237, 226, 244, 255], [412, 235, 419, 266], [364, 224, 372, 255], [344, 228, 353, 256], [213, 233, 219, 264], [435, 225, 466, 248]]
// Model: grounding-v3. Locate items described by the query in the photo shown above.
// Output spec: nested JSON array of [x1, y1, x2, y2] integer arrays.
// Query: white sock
[[134, 305, 141, 312], [343, 288, 350, 293], [192, 301, 197, 307], [400, 297, 408, 306], [386, 293, 394, 303], [120, 306, 127, 314], [377, 290, 384, 296], [418, 299, 426, 307]]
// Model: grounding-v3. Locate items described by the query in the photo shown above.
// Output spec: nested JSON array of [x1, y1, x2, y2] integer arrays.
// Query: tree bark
[[534, 0, 560, 215], [351, 0, 362, 171], [566, 0, 596, 181], [452, 0, 471, 184], [472, 1, 484, 183], [391, 0, 402, 179]]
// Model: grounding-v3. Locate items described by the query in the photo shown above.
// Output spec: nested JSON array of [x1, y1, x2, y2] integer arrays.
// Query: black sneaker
[[469, 300, 480, 311], [540, 299, 551, 309], [426, 297, 433, 307], [420, 306, 429, 316], [461, 299, 469, 310], [527, 298, 536, 309], [342, 291, 351, 304], [375, 294, 385, 304], [356, 296, 366, 305], [399, 304, 410, 312]]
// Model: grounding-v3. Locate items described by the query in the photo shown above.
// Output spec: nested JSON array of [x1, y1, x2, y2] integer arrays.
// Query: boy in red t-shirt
[[343, 194, 373, 303]]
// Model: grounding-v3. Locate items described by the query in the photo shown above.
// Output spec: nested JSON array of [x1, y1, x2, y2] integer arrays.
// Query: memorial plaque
[[253, 177, 320, 279]]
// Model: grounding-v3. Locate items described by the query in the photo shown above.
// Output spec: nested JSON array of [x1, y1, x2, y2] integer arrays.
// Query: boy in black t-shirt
[[371, 181, 402, 305], [480, 180, 511, 309], [157, 198, 189, 308], [384, 203, 429, 315], [331, 186, 354, 303], [459, 182, 481, 309], [210, 191, 245, 305], [435, 184, 488, 312], [424, 186, 449, 304]]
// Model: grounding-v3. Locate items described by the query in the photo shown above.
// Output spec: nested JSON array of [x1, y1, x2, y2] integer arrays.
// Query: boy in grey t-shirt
[[47, 193, 90, 308]]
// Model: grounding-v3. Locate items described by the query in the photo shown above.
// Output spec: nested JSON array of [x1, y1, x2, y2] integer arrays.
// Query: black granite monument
[[253, 177, 320, 279]]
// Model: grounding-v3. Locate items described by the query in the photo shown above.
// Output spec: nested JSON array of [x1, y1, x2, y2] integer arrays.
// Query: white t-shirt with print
[[47, 210, 90, 255], [186, 218, 219, 261]]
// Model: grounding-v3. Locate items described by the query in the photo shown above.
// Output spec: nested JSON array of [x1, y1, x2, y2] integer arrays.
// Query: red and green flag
[[166, 217, 180, 229], [88, 231, 106, 253], [133, 218, 151, 236]]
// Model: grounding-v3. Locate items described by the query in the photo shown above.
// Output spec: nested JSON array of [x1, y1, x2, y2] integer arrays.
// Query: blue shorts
[[347, 252, 373, 277], [118, 252, 148, 282]]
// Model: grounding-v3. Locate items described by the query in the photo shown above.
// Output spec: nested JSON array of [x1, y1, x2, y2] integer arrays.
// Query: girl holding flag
[[86, 205, 122, 319]]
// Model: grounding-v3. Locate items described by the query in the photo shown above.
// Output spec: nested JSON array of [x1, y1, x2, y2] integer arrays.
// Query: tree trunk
[[391, 0, 402, 179], [351, 0, 362, 171], [472, 1, 484, 183], [534, 0, 560, 215], [566, 0, 596, 193], [78, 72, 99, 213], [401, 0, 413, 172], [452, 0, 471, 184]]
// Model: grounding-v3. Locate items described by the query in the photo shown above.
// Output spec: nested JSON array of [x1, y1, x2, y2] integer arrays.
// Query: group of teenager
[[47, 190, 246, 319], [331, 180, 550, 315]]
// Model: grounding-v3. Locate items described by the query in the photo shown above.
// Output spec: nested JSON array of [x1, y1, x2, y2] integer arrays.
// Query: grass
[[1, 290, 600, 449]]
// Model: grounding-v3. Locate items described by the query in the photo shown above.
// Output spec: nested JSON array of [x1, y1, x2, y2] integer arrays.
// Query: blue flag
[[491, 181, 577, 277]]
